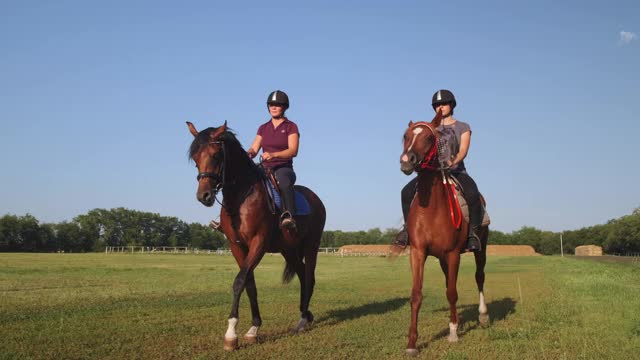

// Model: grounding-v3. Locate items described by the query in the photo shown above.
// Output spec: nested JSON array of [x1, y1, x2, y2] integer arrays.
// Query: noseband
[[197, 141, 226, 194]]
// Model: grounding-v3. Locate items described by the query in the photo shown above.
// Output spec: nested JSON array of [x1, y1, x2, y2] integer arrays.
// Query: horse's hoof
[[479, 313, 490, 327], [406, 348, 419, 356], [293, 318, 311, 334], [243, 335, 258, 344], [447, 334, 459, 343], [223, 337, 238, 351]]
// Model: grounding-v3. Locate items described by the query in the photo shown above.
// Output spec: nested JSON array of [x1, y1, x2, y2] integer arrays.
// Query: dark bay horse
[[399, 112, 489, 355], [186, 121, 326, 351]]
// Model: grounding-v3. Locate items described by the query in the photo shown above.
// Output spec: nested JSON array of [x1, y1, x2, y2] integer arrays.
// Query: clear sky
[[1, 0, 638, 233]]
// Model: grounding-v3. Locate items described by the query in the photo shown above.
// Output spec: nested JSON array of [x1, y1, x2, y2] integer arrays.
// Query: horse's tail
[[282, 257, 297, 284]]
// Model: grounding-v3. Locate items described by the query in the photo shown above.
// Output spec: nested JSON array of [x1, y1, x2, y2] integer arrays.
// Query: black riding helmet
[[267, 90, 289, 110], [431, 89, 456, 110]]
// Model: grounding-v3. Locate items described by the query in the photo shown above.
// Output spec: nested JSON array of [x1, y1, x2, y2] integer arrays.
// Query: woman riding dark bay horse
[[399, 112, 489, 356], [187, 121, 326, 351]]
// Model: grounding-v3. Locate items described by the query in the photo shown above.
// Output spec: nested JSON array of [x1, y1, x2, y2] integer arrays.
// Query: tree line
[[0, 208, 226, 253], [2, 207, 639, 254]]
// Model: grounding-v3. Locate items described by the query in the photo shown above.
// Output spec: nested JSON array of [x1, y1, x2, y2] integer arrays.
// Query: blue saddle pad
[[266, 181, 311, 215]]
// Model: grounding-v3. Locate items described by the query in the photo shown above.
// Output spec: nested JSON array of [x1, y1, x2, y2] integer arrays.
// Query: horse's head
[[187, 121, 228, 207], [400, 111, 443, 175]]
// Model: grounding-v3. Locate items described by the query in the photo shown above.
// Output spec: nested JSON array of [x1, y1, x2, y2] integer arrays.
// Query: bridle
[[196, 140, 226, 195], [408, 121, 439, 171]]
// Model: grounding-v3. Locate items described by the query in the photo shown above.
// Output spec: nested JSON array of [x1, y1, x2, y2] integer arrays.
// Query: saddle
[[261, 168, 311, 216]]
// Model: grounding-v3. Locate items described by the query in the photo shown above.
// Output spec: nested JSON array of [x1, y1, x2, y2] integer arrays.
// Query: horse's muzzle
[[197, 190, 214, 207], [400, 151, 417, 175]]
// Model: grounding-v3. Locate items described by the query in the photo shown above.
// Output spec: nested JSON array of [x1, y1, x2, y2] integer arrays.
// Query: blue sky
[[1, 0, 638, 232]]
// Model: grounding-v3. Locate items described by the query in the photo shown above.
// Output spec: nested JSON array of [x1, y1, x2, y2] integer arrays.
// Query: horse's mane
[[188, 126, 256, 171]]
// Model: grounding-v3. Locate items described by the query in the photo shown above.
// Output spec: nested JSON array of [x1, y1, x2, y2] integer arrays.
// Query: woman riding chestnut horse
[[398, 90, 489, 355]]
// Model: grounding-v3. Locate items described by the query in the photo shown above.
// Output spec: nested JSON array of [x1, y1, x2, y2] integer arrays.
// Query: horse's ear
[[186, 121, 198, 137], [408, 120, 413, 127], [221, 120, 227, 131], [431, 110, 443, 128]]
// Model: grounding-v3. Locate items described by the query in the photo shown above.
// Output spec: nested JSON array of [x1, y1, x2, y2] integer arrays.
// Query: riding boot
[[280, 188, 297, 229], [466, 225, 481, 252], [466, 207, 483, 252]]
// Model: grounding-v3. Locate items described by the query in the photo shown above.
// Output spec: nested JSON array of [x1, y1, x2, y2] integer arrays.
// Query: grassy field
[[1, 253, 639, 360]]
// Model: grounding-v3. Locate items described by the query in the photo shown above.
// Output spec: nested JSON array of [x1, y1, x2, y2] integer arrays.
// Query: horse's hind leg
[[445, 252, 461, 342], [243, 271, 262, 344], [474, 237, 489, 326], [293, 246, 317, 333]]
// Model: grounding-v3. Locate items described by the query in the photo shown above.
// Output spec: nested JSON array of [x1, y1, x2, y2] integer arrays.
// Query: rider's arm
[[247, 135, 262, 158], [271, 133, 299, 159], [451, 131, 471, 166]]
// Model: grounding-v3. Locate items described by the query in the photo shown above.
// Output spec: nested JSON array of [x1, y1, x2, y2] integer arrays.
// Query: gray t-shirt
[[436, 120, 471, 174]]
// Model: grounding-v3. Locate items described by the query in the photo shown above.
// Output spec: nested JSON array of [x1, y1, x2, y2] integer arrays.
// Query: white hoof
[[244, 334, 258, 344], [406, 348, 419, 356], [223, 337, 238, 351]]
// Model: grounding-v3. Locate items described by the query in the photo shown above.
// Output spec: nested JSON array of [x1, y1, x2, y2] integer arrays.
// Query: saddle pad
[[266, 181, 312, 215], [455, 188, 491, 226]]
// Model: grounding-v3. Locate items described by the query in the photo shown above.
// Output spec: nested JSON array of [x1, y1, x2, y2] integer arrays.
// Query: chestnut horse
[[399, 112, 489, 355], [186, 121, 326, 351]]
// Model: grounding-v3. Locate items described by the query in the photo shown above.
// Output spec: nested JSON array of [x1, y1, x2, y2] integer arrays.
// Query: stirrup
[[280, 211, 296, 229], [209, 219, 222, 231], [392, 226, 409, 248]]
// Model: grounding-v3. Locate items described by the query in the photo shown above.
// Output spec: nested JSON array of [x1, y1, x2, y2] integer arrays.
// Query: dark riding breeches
[[274, 167, 296, 215], [400, 172, 482, 227]]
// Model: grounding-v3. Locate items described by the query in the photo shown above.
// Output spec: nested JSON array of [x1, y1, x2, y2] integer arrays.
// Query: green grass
[[1, 253, 639, 359]]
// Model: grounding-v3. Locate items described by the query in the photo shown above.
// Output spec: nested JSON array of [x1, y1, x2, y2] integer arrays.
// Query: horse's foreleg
[[225, 246, 265, 351], [406, 247, 426, 356], [243, 271, 261, 344], [445, 252, 461, 342], [474, 246, 489, 326]]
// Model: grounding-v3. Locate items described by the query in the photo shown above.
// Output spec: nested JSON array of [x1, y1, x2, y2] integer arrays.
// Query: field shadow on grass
[[316, 297, 410, 326], [421, 297, 517, 347]]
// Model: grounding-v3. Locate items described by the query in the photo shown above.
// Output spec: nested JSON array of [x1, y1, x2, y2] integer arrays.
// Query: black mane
[[188, 126, 241, 160]]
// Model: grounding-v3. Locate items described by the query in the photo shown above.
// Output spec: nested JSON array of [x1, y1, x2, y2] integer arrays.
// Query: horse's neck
[[221, 146, 260, 208], [416, 171, 446, 206]]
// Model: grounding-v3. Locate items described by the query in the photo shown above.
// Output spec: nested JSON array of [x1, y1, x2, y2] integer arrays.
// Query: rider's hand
[[262, 152, 273, 161], [247, 149, 257, 159]]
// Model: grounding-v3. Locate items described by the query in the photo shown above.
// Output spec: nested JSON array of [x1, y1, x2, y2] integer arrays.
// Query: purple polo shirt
[[257, 117, 299, 169]]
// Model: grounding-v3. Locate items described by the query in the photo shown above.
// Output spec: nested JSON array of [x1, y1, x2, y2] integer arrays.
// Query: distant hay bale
[[338, 245, 401, 256], [339, 244, 539, 256], [575, 245, 603, 256], [463, 245, 541, 256]]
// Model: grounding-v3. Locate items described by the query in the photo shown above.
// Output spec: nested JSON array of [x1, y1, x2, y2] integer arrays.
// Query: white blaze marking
[[225, 317, 238, 340], [407, 127, 423, 152]]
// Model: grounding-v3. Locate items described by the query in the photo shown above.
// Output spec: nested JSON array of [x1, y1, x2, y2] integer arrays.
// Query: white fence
[[104, 247, 349, 256]]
